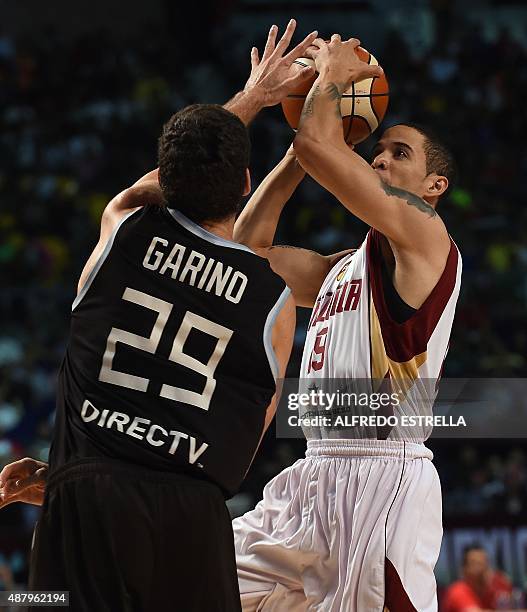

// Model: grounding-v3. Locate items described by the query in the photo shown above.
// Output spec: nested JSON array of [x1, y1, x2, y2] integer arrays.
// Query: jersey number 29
[[99, 287, 233, 410]]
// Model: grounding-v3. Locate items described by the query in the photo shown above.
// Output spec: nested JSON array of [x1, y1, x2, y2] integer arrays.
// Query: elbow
[[293, 131, 318, 152], [293, 132, 322, 170]]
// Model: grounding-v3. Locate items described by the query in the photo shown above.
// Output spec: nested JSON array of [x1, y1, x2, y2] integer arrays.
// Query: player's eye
[[394, 148, 407, 159]]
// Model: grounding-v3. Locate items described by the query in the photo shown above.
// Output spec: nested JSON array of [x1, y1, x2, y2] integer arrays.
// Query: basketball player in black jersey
[[0, 20, 318, 612]]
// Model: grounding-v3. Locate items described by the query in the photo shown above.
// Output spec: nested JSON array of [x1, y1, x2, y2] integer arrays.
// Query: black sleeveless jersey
[[49, 206, 289, 496]]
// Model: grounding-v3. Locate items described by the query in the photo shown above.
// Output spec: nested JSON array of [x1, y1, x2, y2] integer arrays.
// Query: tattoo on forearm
[[325, 82, 343, 118], [380, 179, 437, 217], [301, 84, 320, 119]]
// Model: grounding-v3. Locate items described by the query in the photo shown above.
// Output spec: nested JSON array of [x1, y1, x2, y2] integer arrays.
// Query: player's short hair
[[399, 122, 457, 190], [158, 104, 250, 224]]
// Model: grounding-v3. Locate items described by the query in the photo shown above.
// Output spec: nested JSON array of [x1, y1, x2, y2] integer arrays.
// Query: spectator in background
[[442, 545, 512, 611]]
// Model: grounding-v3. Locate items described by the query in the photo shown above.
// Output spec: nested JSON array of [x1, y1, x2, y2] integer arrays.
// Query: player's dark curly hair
[[400, 122, 457, 190], [158, 104, 250, 224]]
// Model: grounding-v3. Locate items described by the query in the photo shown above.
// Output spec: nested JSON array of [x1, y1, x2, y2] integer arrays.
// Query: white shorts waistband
[[306, 439, 433, 460]]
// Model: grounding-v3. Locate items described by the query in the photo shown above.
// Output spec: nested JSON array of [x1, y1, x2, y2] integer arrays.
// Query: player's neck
[[201, 216, 236, 243]]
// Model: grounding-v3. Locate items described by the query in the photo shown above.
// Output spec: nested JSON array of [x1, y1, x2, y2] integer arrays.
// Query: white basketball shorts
[[232, 439, 442, 612]]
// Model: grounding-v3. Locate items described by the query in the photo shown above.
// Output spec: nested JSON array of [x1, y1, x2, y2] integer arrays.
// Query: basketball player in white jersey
[[231, 36, 461, 611]]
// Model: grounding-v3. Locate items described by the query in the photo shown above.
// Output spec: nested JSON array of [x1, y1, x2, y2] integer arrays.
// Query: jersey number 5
[[99, 287, 233, 411], [308, 326, 328, 374]]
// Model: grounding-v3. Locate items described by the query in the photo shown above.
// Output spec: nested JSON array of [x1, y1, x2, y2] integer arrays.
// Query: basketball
[[281, 47, 389, 145]]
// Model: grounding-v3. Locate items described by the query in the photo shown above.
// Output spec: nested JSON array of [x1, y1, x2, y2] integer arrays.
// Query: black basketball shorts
[[29, 458, 241, 611]]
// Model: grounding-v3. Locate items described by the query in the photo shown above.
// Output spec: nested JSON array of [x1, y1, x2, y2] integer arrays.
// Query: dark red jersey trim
[[385, 557, 418, 612], [367, 229, 458, 363]]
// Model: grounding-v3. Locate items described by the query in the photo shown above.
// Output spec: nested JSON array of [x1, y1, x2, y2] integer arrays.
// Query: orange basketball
[[281, 46, 389, 145]]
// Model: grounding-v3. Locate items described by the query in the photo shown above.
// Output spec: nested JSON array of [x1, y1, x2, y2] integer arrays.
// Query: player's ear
[[243, 168, 251, 196], [426, 174, 448, 198]]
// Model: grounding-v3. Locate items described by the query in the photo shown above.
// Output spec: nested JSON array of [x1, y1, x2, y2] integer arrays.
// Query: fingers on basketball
[[283, 30, 318, 65], [281, 46, 389, 146]]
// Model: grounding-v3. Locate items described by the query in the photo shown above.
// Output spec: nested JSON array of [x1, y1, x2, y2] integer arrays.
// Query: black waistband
[[47, 457, 218, 492]]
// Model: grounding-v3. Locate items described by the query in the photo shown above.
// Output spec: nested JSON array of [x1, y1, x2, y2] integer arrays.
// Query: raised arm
[[234, 147, 351, 307], [224, 20, 317, 126], [228, 22, 355, 307], [294, 36, 450, 259]]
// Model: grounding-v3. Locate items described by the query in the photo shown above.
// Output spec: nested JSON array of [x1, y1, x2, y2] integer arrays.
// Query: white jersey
[[299, 228, 462, 442]]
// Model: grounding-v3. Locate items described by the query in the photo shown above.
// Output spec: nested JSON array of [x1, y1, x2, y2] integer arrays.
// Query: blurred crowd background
[[1, 0, 526, 604]]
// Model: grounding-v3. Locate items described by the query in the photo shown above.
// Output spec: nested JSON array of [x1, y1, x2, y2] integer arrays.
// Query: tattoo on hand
[[380, 179, 437, 217]]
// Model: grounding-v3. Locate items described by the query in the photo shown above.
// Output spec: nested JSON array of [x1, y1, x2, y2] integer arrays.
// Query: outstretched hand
[[305, 35, 383, 88], [244, 19, 318, 107], [0, 457, 48, 509]]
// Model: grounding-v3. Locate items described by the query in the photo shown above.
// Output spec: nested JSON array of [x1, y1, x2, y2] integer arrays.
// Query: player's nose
[[372, 156, 388, 171]]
